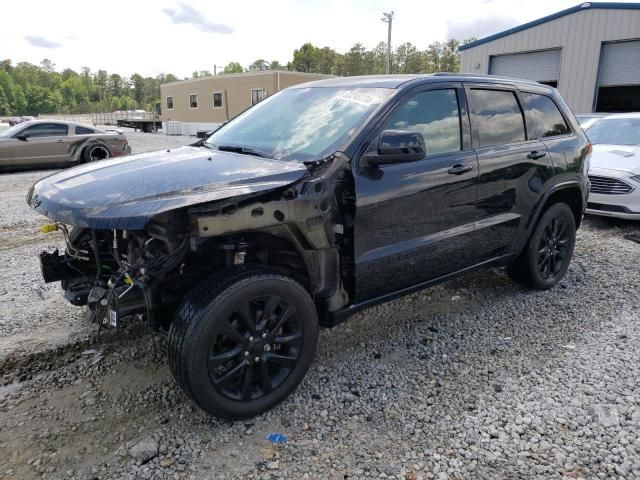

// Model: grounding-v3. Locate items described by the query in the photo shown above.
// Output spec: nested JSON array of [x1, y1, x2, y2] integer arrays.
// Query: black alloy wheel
[[536, 215, 571, 279], [168, 267, 319, 419], [208, 294, 304, 402], [508, 202, 576, 289]]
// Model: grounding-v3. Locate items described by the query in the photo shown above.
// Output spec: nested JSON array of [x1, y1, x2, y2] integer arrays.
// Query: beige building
[[459, 2, 640, 114], [160, 71, 330, 135]]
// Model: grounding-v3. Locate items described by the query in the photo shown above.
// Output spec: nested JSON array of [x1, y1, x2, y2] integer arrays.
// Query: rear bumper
[[113, 145, 132, 157]]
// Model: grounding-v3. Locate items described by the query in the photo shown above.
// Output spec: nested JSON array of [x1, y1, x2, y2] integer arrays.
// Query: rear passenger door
[[466, 85, 554, 261]]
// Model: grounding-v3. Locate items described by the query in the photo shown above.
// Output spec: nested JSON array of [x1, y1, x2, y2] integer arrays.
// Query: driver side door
[[0, 137, 16, 167], [353, 84, 479, 302], [12, 123, 70, 166]]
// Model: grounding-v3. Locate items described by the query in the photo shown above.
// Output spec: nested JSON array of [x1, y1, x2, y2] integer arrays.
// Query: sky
[[0, 0, 632, 78]]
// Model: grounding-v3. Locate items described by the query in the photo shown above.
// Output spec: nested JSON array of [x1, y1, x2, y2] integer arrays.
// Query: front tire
[[508, 203, 576, 289], [168, 267, 319, 419]]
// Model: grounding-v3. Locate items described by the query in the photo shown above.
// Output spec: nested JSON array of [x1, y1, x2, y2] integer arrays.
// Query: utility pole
[[214, 64, 217, 75], [381, 11, 395, 74]]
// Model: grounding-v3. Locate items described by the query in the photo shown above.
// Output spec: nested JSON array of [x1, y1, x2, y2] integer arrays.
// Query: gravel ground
[[0, 130, 194, 358], [1, 132, 639, 479]]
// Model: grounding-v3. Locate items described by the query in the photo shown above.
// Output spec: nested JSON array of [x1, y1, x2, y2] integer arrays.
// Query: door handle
[[527, 150, 547, 160], [56, 140, 65, 143], [447, 163, 473, 175]]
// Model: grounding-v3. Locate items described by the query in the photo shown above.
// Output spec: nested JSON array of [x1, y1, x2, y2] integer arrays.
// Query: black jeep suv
[[28, 74, 590, 418]]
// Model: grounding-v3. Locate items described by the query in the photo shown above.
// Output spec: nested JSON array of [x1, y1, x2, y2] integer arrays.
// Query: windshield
[[586, 118, 640, 145], [205, 87, 393, 161], [0, 123, 24, 138]]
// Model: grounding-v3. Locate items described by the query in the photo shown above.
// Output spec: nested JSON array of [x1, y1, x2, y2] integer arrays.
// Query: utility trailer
[[116, 117, 162, 133]]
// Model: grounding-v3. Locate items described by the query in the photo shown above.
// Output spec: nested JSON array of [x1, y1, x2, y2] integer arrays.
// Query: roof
[[20, 119, 96, 127], [161, 70, 331, 88], [459, 2, 640, 51], [290, 73, 552, 90]]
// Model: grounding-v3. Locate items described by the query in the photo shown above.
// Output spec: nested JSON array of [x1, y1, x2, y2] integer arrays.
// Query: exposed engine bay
[[37, 153, 356, 330]]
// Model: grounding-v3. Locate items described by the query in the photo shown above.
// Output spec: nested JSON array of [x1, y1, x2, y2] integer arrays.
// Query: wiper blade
[[215, 144, 272, 159]]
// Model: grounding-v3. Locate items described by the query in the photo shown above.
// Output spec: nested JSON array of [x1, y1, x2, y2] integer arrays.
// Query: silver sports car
[[0, 120, 131, 168]]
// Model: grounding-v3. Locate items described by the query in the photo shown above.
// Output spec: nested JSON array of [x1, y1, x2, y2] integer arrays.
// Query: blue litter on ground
[[265, 433, 287, 444]]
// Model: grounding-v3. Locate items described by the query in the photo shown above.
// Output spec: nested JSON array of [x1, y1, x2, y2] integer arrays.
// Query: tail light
[[583, 142, 592, 176]]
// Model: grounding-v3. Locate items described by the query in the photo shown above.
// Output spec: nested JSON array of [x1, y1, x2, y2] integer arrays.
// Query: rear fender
[[513, 179, 585, 256]]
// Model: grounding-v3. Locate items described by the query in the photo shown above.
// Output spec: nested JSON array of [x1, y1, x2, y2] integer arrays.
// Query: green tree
[[61, 75, 88, 112], [223, 62, 244, 74], [315, 47, 337, 74], [192, 70, 213, 78], [291, 43, 319, 72], [130, 73, 146, 104], [345, 43, 366, 76], [248, 59, 270, 71]]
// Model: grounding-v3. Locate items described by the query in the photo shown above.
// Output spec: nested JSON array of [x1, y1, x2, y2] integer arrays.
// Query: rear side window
[[384, 89, 461, 156], [75, 126, 95, 135], [521, 93, 570, 138], [470, 89, 525, 148]]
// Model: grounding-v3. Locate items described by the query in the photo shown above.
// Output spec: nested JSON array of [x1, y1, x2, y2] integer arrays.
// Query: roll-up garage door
[[489, 49, 562, 83], [596, 40, 640, 112], [598, 40, 640, 87]]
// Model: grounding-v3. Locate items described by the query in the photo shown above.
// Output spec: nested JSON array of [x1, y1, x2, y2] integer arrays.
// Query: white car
[[585, 113, 640, 220], [576, 113, 606, 130]]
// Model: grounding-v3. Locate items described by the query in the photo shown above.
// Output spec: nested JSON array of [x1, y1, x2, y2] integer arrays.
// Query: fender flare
[[514, 179, 584, 256]]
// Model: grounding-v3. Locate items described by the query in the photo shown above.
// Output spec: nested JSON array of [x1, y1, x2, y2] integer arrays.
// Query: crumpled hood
[[27, 146, 308, 229], [590, 144, 640, 175]]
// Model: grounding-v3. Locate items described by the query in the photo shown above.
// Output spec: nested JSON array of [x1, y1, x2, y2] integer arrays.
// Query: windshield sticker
[[336, 90, 384, 107]]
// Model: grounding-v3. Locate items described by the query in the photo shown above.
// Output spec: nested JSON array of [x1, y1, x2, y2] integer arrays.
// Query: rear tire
[[508, 203, 576, 290], [168, 266, 319, 419], [83, 144, 111, 162]]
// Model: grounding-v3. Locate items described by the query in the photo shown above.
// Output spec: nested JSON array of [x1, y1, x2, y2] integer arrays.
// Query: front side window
[[470, 89, 526, 148], [166, 96, 174, 109], [213, 92, 223, 108], [522, 93, 570, 138], [189, 94, 198, 109], [206, 87, 393, 162], [384, 89, 461, 156], [18, 123, 68, 138]]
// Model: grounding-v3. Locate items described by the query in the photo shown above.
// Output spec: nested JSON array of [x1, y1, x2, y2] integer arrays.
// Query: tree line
[[0, 39, 469, 116], [0, 59, 180, 116]]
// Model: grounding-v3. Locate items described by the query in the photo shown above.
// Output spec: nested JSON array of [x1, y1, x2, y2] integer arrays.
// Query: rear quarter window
[[75, 126, 95, 135], [521, 93, 570, 138], [470, 89, 526, 148]]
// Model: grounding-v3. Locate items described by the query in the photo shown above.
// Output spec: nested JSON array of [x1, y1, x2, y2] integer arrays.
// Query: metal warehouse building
[[459, 2, 640, 113], [160, 71, 330, 135]]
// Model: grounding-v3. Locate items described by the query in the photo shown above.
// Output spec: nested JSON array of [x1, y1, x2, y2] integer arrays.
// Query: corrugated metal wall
[[489, 49, 562, 82], [460, 8, 640, 113]]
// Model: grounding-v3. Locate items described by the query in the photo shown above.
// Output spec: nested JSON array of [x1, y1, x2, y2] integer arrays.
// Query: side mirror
[[365, 130, 426, 167], [16, 134, 29, 141]]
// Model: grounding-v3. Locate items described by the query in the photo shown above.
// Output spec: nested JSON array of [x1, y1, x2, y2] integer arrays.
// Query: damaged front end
[[38, 220, 191, 329], [33, 150, 356, 331]]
